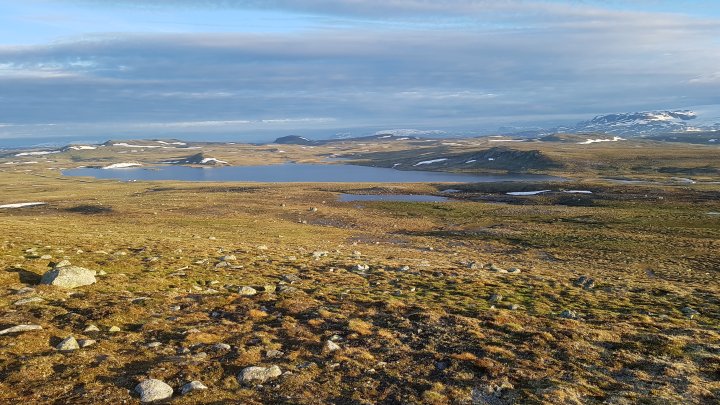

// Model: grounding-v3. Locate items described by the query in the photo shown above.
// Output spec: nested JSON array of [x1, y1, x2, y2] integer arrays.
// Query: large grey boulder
[[40, 266, 96, 288], [134, 379, 173, 403], [238, 365, 282, 384]]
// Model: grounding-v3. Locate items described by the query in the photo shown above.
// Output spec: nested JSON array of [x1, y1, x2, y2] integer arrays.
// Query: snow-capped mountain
[[556, 109, 720, 136]]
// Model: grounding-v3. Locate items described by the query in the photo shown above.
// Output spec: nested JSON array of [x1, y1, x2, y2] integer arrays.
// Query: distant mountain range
[[551, 110, 720, 136]]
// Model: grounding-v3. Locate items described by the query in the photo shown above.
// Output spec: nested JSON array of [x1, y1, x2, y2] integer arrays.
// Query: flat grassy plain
[[0, 138, 718, 404]]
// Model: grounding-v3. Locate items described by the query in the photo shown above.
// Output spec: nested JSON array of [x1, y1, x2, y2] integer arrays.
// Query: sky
[[1, 0, 719, 141]]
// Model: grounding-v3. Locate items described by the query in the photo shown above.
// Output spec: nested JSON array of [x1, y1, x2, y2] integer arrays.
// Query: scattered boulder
[[487, 264, 507, 273], [108, 325, 121, 333], [560, 309, 578, 320], [266, 349, 284, 359], [0, 324, 42, 335], [681, 307, 700, 319], [239, 286, 257, 296], [56, 336, 80, 351], [574, 276, 595, 289], [238, 365, 282, 384], [312, 251, 328, 259], [489, 294, 503, 303], [180, 380, 208, 395], [52, 260, 72, 268], [83, 324, 100, 332], [352, 264, 370, 272], [134, 379, 173, 403], [211, 343, 231, 351], [40, 266, 96, 288], [78, 339, 96, 348], [13, 297, 44, 306], [324, 340, 341, 353]]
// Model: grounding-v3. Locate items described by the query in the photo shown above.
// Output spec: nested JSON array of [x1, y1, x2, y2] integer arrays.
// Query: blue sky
[[1, 0, 719, 140]]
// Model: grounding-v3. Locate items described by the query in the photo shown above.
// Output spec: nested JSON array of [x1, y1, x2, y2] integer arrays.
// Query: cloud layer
[[1, 1, 719, 139]]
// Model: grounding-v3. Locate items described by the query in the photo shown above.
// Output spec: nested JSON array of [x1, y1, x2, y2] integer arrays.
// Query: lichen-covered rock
[[40, 266, 96, 288], [238, 365, 282, 384]]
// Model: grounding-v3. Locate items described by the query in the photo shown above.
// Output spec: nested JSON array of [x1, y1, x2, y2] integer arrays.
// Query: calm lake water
[[63, 163, 563, 183], [339, 194, 450, 202]]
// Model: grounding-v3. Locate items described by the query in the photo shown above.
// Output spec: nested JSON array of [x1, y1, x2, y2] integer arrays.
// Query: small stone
[[146, 342, 162, 348], [309, 207, 318, 212], [97, 270, 107, 276], [507, 268, 521, 274], [488, 264, 507, 273], [266, 349, 284, 358], [398, 265, 410, 272], [324, 340, 341, 352], [681, 307, 700, 319], [220, 255, 236, 261], [78, 339, 96, 348], [211, 343, 231, 351], [467, 261, 479, 270], [56, 336, 80, 351], [54, 260, 72, 268], [14, 287, 35, 295], [312, 251, 328, 259], [13, 297, 44, 306], [180, 380, 208, 395], [134, 379, 173, 403], [108, 325, 121, 333], [489, 294, 503, 303], [238, 365, 282, 384], [84, 324, 100, 332], [215, 261, 229, 268], [239, 286, 257, 296], [282, 274, 301, 283], [560, 309, 578, 320], [352, 264, 370, 272], [257, 245, 268, 251], [0, 324, 43, 335], [508, 304, 520, 310], [40, 255, 52, 260]]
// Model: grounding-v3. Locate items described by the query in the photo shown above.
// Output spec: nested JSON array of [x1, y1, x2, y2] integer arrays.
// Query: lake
[[63, 163, 563, 183]]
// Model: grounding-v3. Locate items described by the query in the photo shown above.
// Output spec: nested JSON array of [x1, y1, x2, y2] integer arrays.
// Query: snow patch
[[578, 136, 625, 144], [15, 150, 59, 156], [0, 202, 46, 209], [201, 158, 228, 164], [68, 145, 96, 150], [102, 162, 142, 169], [507, 190, 551, 196], [113, 143, 162, 148], [563, 190, 593, 194], [414, 158, 448, 166], [156, 141, 187, 146], [465, 159, 476, 164]]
